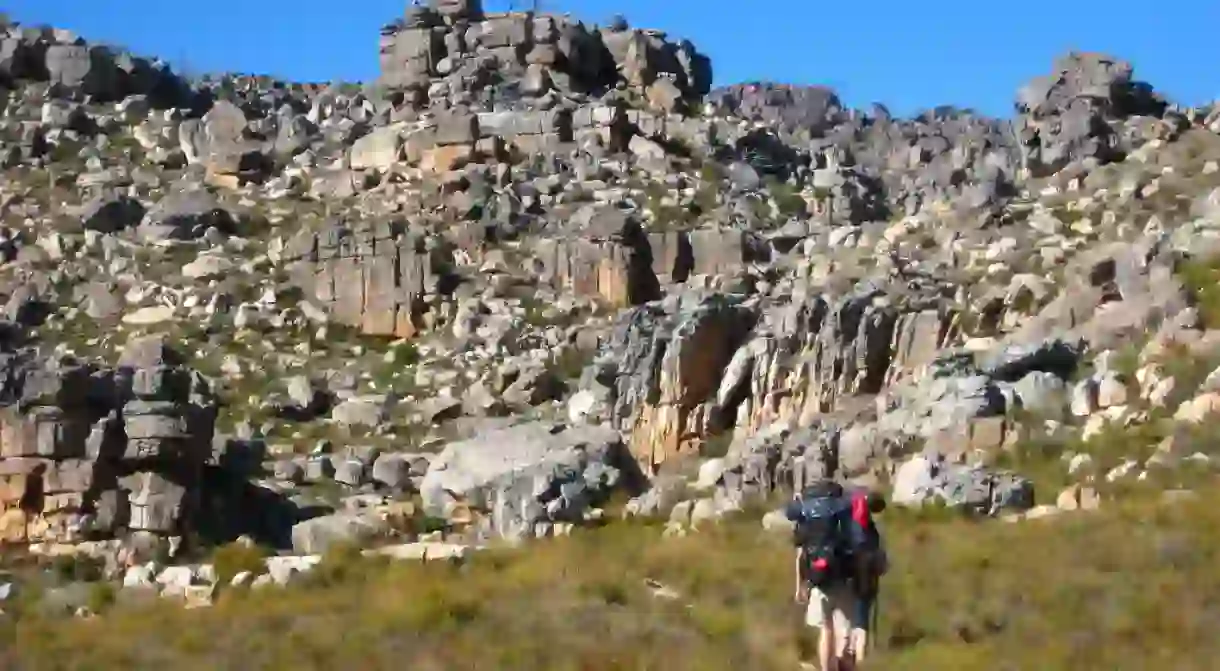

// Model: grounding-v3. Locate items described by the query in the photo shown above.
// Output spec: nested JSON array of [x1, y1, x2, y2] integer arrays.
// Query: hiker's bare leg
[[850, 627, 868, 662], [830, 589, 853, 667], [850, 592, 873, 662], [806, 588, 839, 671], [817, 624, 837, 671]]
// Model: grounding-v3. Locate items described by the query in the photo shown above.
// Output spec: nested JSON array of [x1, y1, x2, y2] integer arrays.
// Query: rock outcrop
[[378, 0, 711, 112], [598, 293, 756, 472], [283, 220, 455, 338], [891, 452, 1034, 514], [708, 83, 846, 135], [592, 279, 959, 474], [1016, 52, 1168, 177], [0, 334, 216, 549], [0, 19, 190, 107]]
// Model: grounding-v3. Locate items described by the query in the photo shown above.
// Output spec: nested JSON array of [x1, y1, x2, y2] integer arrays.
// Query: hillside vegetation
[[0, 2, 1219, 669], [4, 476, 1219, 670]]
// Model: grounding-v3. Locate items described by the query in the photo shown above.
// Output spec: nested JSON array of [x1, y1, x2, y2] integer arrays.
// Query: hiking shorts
[[805, 581, 857, 635]]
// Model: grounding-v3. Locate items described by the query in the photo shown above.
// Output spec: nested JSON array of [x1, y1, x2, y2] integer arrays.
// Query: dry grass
[[3, 480, 1220, 670]]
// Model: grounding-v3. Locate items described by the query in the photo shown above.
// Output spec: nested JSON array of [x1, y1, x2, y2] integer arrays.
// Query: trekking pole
[[871, 590, 879, 653]]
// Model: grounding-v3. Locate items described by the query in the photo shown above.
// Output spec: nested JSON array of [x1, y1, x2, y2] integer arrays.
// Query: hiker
[[787, 481, 888, 670], [844, 487, 888, 665], [787, 480, 857, 670]]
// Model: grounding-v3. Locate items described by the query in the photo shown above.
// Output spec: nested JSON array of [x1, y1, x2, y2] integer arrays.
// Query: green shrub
[[210, 541, 272, 586], [85, 582, 117, 615], [766, 178, 807, 217], [1178, 256, 1220, 329], [303, 541, 379, 589], [48, 554, 106, 583]]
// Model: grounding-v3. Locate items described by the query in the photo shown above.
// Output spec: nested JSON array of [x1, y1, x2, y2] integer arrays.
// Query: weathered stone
[[179, 99, 260, 176], [138, 189, 236, 242], [0, 406, 89, 459], [45, 45, 118, 97], [420, 144, 473, 173], [182, 255, 234, 280], [605, 294, 757, 472], [331, 396, 391, 427], [350, 125, 403, 171], [370, 453, 412, 491], [892, 454, 1033, 515], [124, 472, 189, 534], [535, 211, 662, 308], [1016, 52, 1166, 177], [284, 223, 448, 338], [123, 406, 188, 441], [290, 512, 390, 555], [434, 111, 479, 146], [419, 422, 640, 540]]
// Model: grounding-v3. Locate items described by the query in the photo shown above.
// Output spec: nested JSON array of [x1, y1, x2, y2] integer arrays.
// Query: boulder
[[138, 189, 236, 242], [419, 421, 641, 540], [891, 454, 1034, 515], [290, 512, 390, 555]]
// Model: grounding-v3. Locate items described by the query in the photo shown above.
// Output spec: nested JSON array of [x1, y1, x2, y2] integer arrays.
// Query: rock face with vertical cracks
[[283, 218, 455, 338], [0, 333, 217, 546], [602, 293, 758, 473], [534, 210, 661, 308], [705, 331, 1088, 510], [728, 284, 956, 436], [596, 280, 963, 475], [535, 213, 770, 309]]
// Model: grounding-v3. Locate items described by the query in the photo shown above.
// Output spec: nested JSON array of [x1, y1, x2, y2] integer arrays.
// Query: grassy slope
[[3, 481, 1220, 671]]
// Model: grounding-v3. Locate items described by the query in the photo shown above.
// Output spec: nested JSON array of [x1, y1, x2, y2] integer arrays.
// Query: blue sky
[[7, 0, 1217, 118]]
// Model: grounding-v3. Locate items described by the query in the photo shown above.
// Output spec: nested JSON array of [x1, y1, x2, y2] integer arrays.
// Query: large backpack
[[846, 488, 887, 599], [789, 480, 852, 588]]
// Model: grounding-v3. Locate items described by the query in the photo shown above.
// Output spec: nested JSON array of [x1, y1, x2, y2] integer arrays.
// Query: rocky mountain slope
[[0, 0, 1219, 631]]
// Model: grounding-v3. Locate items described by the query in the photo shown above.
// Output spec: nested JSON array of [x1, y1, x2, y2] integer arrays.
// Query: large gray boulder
[[891, 454, 1034, 515], [290, 512, 390, 555], [45, 44, 118, 98], [138, 189, 237, 242], [419, 421, 641, 540]]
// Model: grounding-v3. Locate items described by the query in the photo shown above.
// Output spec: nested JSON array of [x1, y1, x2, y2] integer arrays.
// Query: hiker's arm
[[783, 499, 801, 521]]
